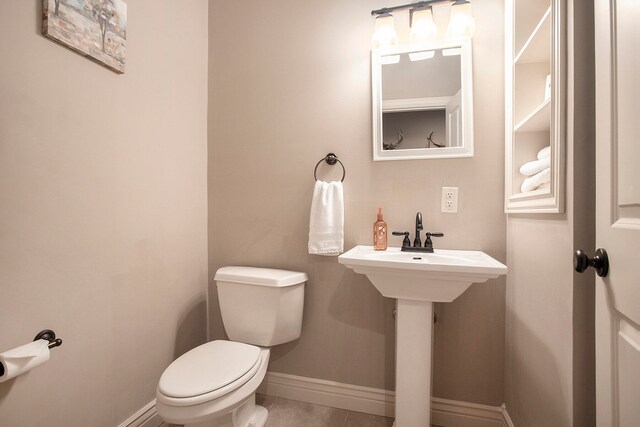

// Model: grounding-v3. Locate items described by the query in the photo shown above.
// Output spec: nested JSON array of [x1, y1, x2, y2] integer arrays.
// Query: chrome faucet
[[414, 212, 423, 247]]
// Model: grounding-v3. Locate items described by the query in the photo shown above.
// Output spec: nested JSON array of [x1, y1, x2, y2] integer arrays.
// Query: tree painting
[[42, 0, 127, 73], [91, 0, 116, 53]]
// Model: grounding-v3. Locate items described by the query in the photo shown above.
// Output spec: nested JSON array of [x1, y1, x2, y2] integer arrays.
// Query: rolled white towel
[[538, 182, 550, 191], [521, 168, 550, 193], [520, 156, 550, 176], [537, 146, 551, 160]]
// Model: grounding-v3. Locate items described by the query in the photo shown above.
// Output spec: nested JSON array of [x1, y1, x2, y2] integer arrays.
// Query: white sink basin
[[338, 245, 507, 302], [338, 245, 507, 426]]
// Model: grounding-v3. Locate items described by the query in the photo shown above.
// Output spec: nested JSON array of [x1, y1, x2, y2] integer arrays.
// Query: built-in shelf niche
[[505, 0, 565, 213], [515, 98, 550, 132]]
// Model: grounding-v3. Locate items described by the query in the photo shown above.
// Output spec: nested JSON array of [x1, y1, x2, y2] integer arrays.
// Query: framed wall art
[[42, 0, 127, 73]]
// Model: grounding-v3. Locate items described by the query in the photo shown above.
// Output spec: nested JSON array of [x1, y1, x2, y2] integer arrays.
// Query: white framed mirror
[[372, 39, 474, 161]]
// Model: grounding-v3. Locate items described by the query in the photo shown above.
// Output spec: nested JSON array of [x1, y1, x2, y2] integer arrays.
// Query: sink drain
[[413, 257, 422, 260]]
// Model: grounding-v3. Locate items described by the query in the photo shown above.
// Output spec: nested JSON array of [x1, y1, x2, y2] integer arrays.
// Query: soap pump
[[373, 208, 388, 251]]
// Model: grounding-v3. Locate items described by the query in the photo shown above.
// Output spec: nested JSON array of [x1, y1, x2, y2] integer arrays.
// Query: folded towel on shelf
[[537, 146, 551, 160], [520, 156, 551, 176], [308, 180, 344, 256], [538, 182, 551, 191], [521, 168, 551, 193]]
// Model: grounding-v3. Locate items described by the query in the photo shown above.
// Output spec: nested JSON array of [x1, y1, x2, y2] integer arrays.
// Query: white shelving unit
[[505, 0, 565, 213], [515, 98, 551, 132], [514, 7, 551, 64]]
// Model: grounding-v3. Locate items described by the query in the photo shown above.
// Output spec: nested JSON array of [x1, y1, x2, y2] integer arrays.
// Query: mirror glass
[[372, 40, 473, 160]]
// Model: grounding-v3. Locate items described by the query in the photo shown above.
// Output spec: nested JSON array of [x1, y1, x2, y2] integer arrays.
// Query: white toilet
[[156, 266, 307, 427]]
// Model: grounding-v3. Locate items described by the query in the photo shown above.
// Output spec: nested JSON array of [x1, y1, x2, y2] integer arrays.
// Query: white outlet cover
[[441, 187, 458, 213]]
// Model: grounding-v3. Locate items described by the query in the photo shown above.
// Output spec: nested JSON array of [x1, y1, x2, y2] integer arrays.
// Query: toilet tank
[[214, 266, 306, 347]]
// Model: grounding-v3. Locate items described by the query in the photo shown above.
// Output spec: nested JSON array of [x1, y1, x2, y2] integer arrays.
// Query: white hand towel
[[520, 156, 550, 176], [537, 146, 551, 160], [521, 168, 551, 193], [308, 181, 344, 256]]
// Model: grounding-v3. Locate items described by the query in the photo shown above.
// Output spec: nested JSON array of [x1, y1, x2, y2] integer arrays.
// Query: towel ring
[[314, 153, 345, 182]]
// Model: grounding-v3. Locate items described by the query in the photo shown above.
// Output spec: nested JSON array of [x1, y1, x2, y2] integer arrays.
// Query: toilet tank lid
[[214, 266, 307, 287]]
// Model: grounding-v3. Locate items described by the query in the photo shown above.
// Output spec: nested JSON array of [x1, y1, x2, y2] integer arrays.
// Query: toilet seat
[[157, 340, 261, 406], [156, 345, 271, 426]]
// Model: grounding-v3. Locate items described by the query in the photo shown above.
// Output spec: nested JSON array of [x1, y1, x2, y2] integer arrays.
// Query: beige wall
[[504, 0, 595, 425], [0, 2, 208, 426], [209, 0, 506, 405]]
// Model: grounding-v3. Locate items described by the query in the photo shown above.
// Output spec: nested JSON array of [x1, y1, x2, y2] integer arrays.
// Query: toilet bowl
[[156, 341, 270, 427], [156, 267, 306, 427]]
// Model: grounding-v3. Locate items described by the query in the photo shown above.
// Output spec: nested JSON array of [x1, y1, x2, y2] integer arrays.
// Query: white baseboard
[[431, 397, 504, 427], [120, 374, 516, 427], [501, 404, 515, 427], [117, 399, 163, 427], [258, 371, 508, 427], [257, 371, 396, 417]]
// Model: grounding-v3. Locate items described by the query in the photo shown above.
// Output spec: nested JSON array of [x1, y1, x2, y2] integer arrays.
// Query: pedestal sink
[[338, 246, 507, 426]]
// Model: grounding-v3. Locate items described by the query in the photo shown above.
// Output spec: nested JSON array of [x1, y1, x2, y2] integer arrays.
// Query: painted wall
[[504, 0, 596, 425], [0, 1, 208, 426], [208, 0, 507, 405]]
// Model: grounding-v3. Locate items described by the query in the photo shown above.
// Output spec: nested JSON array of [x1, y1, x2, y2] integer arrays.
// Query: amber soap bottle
[[373, 208, 388, 251]]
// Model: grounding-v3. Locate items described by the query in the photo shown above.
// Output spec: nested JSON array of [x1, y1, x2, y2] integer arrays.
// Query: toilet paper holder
[[34, 329, 63, 349], [0, 329, 62, 379]]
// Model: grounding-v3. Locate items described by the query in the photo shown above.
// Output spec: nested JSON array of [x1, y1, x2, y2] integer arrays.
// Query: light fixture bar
[[371, 0, 467, 16]]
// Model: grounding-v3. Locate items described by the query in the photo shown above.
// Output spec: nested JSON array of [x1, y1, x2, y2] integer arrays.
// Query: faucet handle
[[423, 232, 444, 252], [392, 231, 411, 247]]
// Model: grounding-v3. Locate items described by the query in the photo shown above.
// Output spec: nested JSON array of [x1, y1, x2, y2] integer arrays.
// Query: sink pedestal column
[[394, 299, 433, 426]]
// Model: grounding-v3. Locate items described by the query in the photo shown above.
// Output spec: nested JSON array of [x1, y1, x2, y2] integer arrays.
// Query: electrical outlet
[[441, 187, 459, 213]]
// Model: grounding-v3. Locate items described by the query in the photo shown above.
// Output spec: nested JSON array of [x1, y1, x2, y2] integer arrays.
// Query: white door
[[593, 0, 640, 425]]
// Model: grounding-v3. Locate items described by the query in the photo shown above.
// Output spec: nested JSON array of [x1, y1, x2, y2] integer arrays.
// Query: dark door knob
[[574, 248, 609, 277]]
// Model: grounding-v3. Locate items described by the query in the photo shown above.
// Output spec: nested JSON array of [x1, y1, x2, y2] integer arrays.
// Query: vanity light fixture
[[371, 0, 475, 48], [381, 55, 401, 65], [442, 47, 462, 56], [408, 50, 435, 61], [372, 12, 399, 49], [409, 6, 438, 44], [446, 0, 476, 39]]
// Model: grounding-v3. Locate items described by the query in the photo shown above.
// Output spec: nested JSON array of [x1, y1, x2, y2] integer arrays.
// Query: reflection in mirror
[[382, 49, 461, 150], [372, 40, 473, 160]]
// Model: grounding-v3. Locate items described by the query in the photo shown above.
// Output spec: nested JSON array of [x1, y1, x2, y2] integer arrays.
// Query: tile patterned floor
[[159, 394, 394, 427]]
